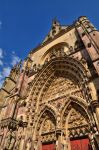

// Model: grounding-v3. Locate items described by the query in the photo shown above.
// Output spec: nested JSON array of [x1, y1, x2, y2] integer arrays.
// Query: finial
[[52, 17, 60, 26]]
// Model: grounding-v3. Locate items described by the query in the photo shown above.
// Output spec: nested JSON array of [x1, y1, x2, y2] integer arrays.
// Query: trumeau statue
[[26, 138, 35, 150]]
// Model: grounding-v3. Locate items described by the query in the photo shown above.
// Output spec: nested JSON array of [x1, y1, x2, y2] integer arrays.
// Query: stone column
[[56, 130, 65, 150], [89, 133, 96, 150], [91, 100, 99, 129]]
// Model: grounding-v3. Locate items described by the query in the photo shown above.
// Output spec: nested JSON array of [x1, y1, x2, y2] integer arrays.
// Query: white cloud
[[0, 48, 3, 58], [0, 48, 4, 67], [11, 52, 20, 66], [0, 73, 4, 88], [0, 60, 3, 66], [12, 51, 15, 54], [0, 21, 2, 29], [0, 48, 4, 88], [0, 67, 11, 88], [0, 73, 2, 80], [0, 80, 4, 88], [0, 50, 20, 88], [2, 67, 11, 77]]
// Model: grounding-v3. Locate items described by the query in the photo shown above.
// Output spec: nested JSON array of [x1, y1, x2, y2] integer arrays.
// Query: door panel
[[42, 144, 55, 150], [71, 138, 89, 150]]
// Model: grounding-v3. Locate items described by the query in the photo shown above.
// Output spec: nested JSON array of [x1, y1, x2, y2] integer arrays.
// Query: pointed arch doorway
[[70, 138, 90, 150], [35, 107, 56, 150], [62, 101, 92, 150], [31, 56, 96, 150]]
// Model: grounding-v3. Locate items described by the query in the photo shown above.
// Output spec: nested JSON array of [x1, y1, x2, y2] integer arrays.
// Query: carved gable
[[41, 119, 55, 134], [68, 108, 88, 128]]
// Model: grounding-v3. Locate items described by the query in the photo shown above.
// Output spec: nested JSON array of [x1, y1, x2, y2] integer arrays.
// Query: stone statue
[[89, 132, 96, 150], [26, 142, 31, 150], [4, 129, 16, 150], [14, 136, 21, 150], [33, 64, 37, 72], [56, 139, 64, 150], [57, 115, 61, 128], [26, 138, 34, 150]]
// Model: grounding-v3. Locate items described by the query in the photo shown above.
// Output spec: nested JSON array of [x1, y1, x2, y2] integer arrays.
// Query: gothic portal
[[0, 16, 99, 150]]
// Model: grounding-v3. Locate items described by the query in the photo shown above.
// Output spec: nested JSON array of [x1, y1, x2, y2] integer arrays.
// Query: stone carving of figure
[[42, 119, 55, 133], [69, 46, 73, 52], [33, 64, 37, 72], [26, 138, 34, 150], [56, 140, 58, 150], [14, 127, 25, 150], [26, 142, 31, 150], [89, 132, 96, 150], [14, 135, 21, 150], [57, 115, 61, 128], [44, 58, 49, 65], [4, 129, 16, 150], [56, 139, 64, 150]]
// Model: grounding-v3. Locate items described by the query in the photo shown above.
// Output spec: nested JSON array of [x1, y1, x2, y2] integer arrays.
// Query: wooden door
[[71, 138, 90, 150], [42, 143, 55, 150]]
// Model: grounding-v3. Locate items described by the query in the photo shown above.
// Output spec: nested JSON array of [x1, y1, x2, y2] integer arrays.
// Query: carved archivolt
[[27, 57, 91, 125], [68, 109, 89, 138], [33, 97, 93, 142], [33, 106, 56, 139], [61, 98, 93, 139], [25, 56, 96, 142], [30, 57, 88, 98], [42, 77, 82, 102], [61, 98, 91, 126]]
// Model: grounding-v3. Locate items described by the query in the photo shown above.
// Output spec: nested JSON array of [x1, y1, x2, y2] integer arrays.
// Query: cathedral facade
[[0, 16, 99, 150]]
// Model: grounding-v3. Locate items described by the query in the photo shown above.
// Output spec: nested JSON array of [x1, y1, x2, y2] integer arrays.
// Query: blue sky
[[0, 0, 99, 87]]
